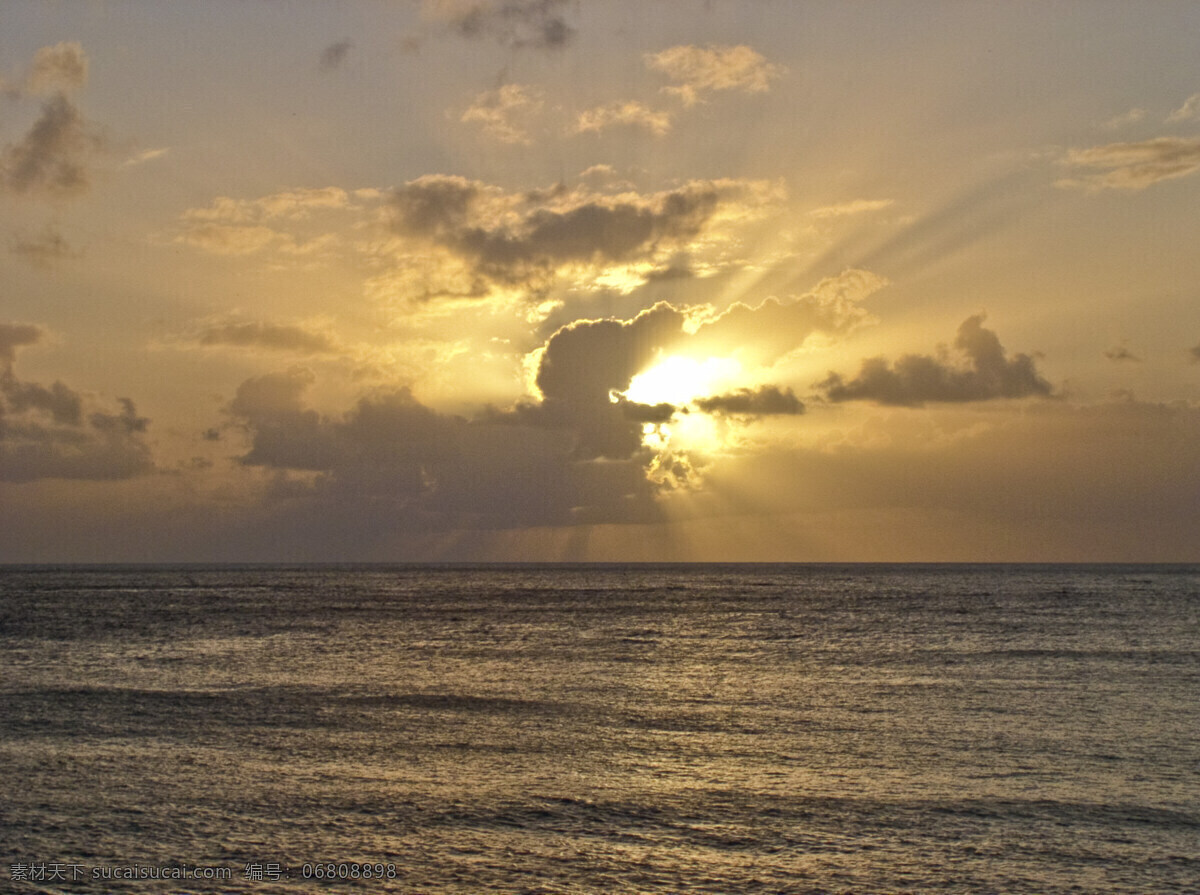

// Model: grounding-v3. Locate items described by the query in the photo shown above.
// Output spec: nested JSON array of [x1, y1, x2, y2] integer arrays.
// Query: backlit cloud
[[574, 101, 672, 136], [1059, 137, 1200, 190], [820, 315, 1053, 406], [461, 84, 543, 144], [384, 175, 780, 300], [646, 44, 782, 106]]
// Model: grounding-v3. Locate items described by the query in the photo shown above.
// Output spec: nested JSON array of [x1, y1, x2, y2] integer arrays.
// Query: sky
[[2, 0, 1200, 562]]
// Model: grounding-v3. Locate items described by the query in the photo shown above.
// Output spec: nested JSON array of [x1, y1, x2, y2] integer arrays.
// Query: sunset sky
[[3, 0, 1200, 561]]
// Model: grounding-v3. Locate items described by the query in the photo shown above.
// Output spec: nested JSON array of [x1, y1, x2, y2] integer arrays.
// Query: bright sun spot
[[622, 355, 743, 407]]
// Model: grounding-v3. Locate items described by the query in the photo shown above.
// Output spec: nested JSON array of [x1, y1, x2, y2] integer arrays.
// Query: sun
[[622, 355, 743, 407]]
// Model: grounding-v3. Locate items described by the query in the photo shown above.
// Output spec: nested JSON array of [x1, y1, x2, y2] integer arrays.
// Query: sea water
[[1, 564, 1197, 894]]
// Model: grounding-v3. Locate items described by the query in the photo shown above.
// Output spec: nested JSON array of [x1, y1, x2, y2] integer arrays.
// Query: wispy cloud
[[1059, 137, 1200, 190], [810, 198, 894, 219]]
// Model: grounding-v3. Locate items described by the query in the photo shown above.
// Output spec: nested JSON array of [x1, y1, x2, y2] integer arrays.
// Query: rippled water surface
[[2, 564, 1198, 893]]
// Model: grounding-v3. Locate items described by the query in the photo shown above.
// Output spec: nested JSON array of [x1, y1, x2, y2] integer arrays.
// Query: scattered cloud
[[319, 39, 353, 72], [10, 225, 79, 268], [0, 93, 107, 197], [574, 101, 671, 137], [1167, 93, 1200, 123], [25, 41, 89, 94], [1059, 137, 1200, 190], [646, 44, 782, 106], [461, 84, 543, 144], [820, 315, 1053, 406], [695, 385, 804, 416], [423, 0, 575, 49]]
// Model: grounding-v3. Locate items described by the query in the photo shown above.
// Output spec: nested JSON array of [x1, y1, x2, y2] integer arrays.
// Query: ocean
[[1, 564, 1197, 894]]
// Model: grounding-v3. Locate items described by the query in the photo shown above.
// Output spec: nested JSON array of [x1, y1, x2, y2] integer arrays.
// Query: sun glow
[[622, 355, 743, 407]]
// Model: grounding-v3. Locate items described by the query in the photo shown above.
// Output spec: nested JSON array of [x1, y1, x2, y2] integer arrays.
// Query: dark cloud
[[427, 0, 575, 49], [198, 321, 341, 355], [1190, 344, 1200, 363], [319, 39, 353, 71], [696, 385, 804, 416], [0, 328, 152, 482], [821, 315, 1053, 406], [11, 225, 78, 268], [1, 93, 106, 197], [386, 175, 767, 299], [227, 370, 660, 532]]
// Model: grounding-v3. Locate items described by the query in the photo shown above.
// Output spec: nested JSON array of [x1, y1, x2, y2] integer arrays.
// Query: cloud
[[0, 326, 152, 482], [695, 385, 804, 416], [820, 315, 1053, 406], [26, 41, 89, 94], [1104, 345, 1142, 363], [196, 320, 343, 355], [1189, 344, 1200, 363], [645, 44, 783, 106], [1167, 93, 1200, 123], [424, 0, 575, 49], [10, 225, 79, 268], [319, 39, 353, 71], [1059, 137, 1200, 190], [385, 175, 779, 299], [574, 101, 672, 137], [461, 84, 543, 144]]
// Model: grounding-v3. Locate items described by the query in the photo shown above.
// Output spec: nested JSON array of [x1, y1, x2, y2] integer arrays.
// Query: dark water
[[1, 564, 1198, 894]]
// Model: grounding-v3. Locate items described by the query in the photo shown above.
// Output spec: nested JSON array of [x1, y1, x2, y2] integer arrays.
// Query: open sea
[[1, 564, 1198, 894]]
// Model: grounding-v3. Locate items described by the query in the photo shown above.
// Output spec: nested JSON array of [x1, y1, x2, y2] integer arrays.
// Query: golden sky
[[3, 0, 1200, 561]]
